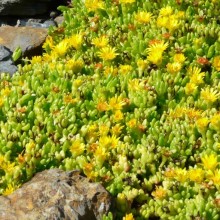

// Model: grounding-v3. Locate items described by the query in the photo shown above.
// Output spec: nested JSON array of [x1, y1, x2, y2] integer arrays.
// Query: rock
[[0, 45, 11, 60], [0, 169, 113, 220], [0, 59, 18, 76], [54, 15, 64, 26], [0, 26, 48, 57], [0, 45, 17, 75]]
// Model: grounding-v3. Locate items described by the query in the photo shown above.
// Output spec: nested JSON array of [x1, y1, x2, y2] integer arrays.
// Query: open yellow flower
[[159, 6, 173, 16], [201, 154, 218, 170], [92, 36, 109, 48], [85, 0, 105, 12], [200, 87, 220, 104], [188, 168, 205, 183], [174, 53, 186, 63], [135, 11, 152, 24], [108, 96, 126, 111], [68, 33, 83, 50], [167, 62, 182, 74], [97, 46, 118, 61], [147, 41, 168, 65], [189, 70, 205, 85], [152, 186, 167, 200], [54, 39, 69, 57]]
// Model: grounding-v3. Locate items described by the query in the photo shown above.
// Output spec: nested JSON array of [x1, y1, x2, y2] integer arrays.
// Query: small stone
[[0, 45, 11, 61], [0, 59, 18, 76]]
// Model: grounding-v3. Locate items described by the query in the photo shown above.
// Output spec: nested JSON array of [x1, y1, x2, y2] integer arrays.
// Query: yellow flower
[[94, 146, 107, 167], [1, 87, 11, 96], [147, 41, 168, 65], [152, 186, 167, 200], [85, 0, 105, 12], [147, 41, 168, 53], [189, 68, 205, 85], [111, 124, 124, 136], [175, 168, 188, 183], [213, 56, 220, 71], [113, 110, 124, 121], [68, 33, 83, 50], [2, 183, 19, 196], [157, 16, 169, 28], [169, 107, 185, 118], [127, 118, 137, 128], [210, 114, 220, 130], [99, 135, 119, 149], [188, 168, 205, 183], [103, 65, 118, 76], [97, 100, 108, 112], [108, 96, 126, 111], [123, 213, 134, 220], [1, 161, 15, 174], [185, 108, 202, 120], [174, 53, 186, 63], [99, 124, 109, 136], [167, 62, 182, 74], [54, 39, 69, 57], [92, 36, 109, 48], [159, 6, 173, 16], [200, 87, 220, 104], [147, 51, 163, 65], [119, 64, 132, 75], [120, 0, 135, 4], [196, 117, 209, 133], [31, 56, 42, 65], [166, 15, 180, 32], [66, 59, 84, 73], [97, 46, 118, 61], [207, 169, 220, 185], [201, 154, 218, 170], [63, 95, 78, 104], [135, 11, 152, 24], [70, 139, 85, 158], [128, 79, 141, 91], [42, 35, 54, 51]]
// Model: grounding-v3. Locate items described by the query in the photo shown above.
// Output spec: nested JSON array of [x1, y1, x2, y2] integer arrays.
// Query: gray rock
[[0, 169, 113, 220], [0, 45, 11, 61], [0, 59, 18, 75], [54, 15, 64, 26]]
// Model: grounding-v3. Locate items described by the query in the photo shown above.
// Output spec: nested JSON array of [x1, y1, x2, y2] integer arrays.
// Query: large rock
[[0, 26, 48, 57], [0, 169, 113, 220]]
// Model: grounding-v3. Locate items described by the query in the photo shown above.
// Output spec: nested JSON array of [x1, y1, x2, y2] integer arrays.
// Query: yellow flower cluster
[[157, 6, 183, 32]]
